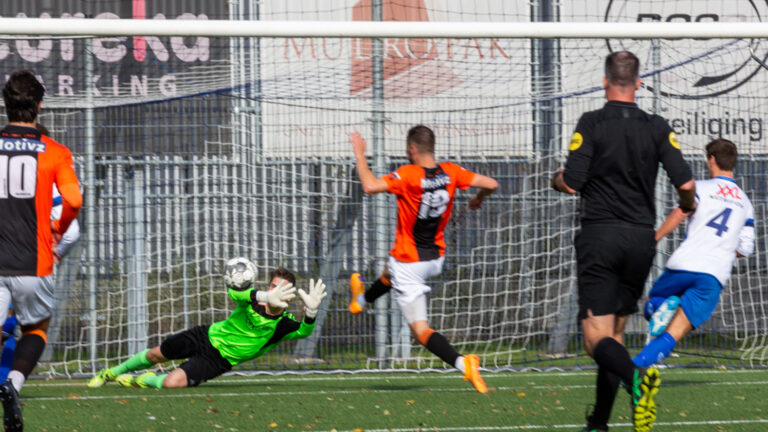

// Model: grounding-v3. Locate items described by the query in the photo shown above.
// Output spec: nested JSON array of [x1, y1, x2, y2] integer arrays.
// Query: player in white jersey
[[51, 185, 81, 262], [633, 138, 755, 367]]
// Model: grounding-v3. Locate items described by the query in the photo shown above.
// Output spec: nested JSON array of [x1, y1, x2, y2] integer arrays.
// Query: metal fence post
[[85, 41, 99, 371], [371, 0, 391, 368], [126, 163, 148, 355]]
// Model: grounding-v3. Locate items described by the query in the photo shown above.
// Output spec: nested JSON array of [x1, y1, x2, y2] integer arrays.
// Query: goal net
[[2, 0, 767, 376]]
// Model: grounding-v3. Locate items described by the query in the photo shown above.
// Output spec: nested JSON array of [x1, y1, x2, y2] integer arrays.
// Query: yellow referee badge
[[669, 131, 680, 150], [569, 132, 583, 151]]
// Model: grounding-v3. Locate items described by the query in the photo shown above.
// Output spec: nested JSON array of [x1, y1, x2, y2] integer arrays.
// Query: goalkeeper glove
[[254, 280, 296, 309], [298, 278, 327, 318]]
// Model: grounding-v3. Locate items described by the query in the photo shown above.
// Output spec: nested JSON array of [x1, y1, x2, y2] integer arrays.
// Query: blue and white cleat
[[649, 296, 680, 336]]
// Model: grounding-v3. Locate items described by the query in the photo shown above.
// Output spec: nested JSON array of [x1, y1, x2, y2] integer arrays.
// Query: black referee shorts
[[575, 223, 656, 321], [159, 325, 233, 387]]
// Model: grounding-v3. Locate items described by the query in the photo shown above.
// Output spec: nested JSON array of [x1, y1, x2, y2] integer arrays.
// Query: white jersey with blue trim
[[52, 185, 81, 258], [665, 176, 755, 286]]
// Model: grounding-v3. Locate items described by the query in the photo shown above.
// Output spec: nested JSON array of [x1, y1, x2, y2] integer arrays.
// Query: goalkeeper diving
[[87, 263, 326, 389]]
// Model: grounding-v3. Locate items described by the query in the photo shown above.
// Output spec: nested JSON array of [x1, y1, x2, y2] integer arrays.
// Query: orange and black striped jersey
[[383, 162, 476, 262], [0, 125, 79, 277]]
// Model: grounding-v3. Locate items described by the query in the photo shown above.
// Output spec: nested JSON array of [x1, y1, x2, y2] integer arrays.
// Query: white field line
[[312, 419, 768, 432], [27, 387, 479, 401], [28, 368, 768, 387], [531, 380, 768, 390], [22, 380, 768, 401]]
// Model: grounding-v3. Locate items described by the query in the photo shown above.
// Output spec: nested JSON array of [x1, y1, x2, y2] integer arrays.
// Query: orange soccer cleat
[[349, 273, 365, 314], [463, 354, 488, 393]]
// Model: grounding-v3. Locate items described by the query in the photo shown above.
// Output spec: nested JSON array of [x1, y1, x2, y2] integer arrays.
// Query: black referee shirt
[[562, 101, 693, 227]]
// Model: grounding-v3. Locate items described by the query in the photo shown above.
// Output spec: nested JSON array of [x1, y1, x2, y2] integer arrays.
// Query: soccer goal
[[2, 0, 767, 377]]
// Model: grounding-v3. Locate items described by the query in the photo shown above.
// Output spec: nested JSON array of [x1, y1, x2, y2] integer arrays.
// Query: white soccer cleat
[[649, 296, 680, 337]]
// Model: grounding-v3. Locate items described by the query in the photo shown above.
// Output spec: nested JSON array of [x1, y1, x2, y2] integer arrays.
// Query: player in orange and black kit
[[0, 71, 82, 432], [348, 126, 498, 393]]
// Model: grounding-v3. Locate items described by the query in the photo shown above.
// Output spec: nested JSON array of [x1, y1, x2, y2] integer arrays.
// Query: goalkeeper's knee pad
[[644, 296, 666, 321]]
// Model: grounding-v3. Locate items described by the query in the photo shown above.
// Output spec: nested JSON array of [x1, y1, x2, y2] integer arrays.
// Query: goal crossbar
[[3, 19, 768, 39]]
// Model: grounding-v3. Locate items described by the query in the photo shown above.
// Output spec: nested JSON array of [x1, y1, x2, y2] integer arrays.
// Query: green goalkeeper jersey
[[207, 287, 315, 365]]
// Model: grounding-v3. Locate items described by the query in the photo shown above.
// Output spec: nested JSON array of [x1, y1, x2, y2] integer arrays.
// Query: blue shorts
[[648, 269, 722, 328]]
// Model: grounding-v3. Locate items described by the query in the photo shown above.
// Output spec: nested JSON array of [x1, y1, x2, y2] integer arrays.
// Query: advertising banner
[[561, 0, 768, 154], [0, 1, 229, 107]]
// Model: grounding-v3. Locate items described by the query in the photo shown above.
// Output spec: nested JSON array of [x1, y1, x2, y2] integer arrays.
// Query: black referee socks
[[592, 337, 635, 386]]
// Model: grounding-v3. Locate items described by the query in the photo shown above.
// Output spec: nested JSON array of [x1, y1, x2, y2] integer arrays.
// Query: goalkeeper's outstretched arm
[[275, 279, 327, 343], [254, 280, 297, 309], [298, 278, 327, 319], [227, 281, 296, 310]]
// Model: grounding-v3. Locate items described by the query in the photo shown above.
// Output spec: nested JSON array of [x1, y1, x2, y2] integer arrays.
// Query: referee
[[552, 51, 696, 432]]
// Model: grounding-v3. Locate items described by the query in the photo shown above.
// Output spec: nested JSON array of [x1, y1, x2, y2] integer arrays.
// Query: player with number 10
[[348, 126, 498, 393], [0, 70, 82, 432]]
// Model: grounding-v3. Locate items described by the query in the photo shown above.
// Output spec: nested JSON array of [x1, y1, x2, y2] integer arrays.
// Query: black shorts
[[159, 325, 232, 387], [575, 223, 655, 320]]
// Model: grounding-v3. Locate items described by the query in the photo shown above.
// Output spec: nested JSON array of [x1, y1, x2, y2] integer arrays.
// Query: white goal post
[[4, 18, 768, 38]]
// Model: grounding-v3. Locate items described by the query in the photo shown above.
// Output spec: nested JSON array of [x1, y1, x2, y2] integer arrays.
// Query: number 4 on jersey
[[706, 207, 732, 237]]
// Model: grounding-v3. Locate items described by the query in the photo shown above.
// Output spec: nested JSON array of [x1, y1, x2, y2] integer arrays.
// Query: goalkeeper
[[87, 266, 326, 389]]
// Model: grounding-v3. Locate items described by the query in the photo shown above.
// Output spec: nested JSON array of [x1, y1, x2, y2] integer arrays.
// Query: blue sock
[[0, 337, 16, 382], [644, 296, 666, 321], [633, 332, 677, 367], [2, 316, 17, 337]]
